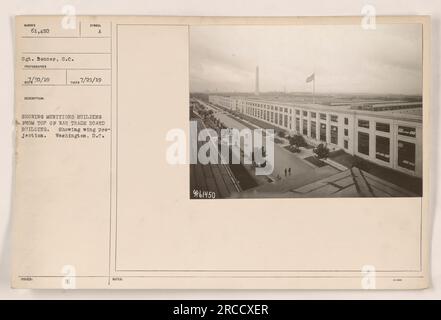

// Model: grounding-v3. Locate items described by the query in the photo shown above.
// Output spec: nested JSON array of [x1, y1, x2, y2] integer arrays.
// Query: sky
[[189, 24, 423, 95]]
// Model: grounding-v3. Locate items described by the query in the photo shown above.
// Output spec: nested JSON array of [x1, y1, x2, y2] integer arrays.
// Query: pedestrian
[[284, 168, 287, 177], [288, 168, 291, 176]]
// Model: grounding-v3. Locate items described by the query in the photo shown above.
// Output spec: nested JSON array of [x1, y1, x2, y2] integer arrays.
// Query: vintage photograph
[[189, 24, 423, 199]]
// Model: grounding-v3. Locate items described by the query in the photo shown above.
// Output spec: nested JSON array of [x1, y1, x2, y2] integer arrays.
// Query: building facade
[[208, 95, 238, 111], [208, 95, 422, 178]]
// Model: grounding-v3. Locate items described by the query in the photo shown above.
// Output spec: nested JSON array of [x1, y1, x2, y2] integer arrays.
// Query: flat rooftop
[[214, 94, 423, 123]]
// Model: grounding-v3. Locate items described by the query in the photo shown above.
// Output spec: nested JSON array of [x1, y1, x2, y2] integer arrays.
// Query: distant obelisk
[[255, 66, 260, 96]]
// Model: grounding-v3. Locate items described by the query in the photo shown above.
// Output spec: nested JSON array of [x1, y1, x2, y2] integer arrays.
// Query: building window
[[270, 112, 274, 122], [311, 112, 316, 118], [398, 126, 416, 138], [344, 117, 349, 125], [267, 110, 270, 121], [274, 113, 278, 124], [376, 122, 390, 133], [279, 113, 283, 126], [296, 109, 300, 115], [330, 115, 338, 122], [320, 123, 327, 142], [284, 114, 288, 128], [344, 128, 348, 136], [376, 136, 390, 162], [331, 125, 338, 144], [303, 119, 308, 135], [320, 113, 327, 120], [284, 108, 288, 113], [295, 118, 300, 132], [344, 140, 348, 149], [398, 140, 416, 171], [358, 119, 370, 129], [311, 121, 316, 139], [358, 132, 369, 155]]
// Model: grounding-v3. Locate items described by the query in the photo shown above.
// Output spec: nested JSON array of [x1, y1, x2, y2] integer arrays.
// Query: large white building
[[208, 95, 423, 178]]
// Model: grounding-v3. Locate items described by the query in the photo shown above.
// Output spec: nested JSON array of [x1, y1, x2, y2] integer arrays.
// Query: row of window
[[296, 121, 340, 145], [243, 101, 372, 130], [248, 104, 346, 124], [247, 106, 417, 139], [247, 103, 291, 113], [357, 119, 417, 138], [246, 107, 292, 129], [357, 132, 416, 171], [247, 107, 347, 148], [299, 111, 339, 122]]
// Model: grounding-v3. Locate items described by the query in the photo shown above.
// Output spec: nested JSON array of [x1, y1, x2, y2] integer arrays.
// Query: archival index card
[[12, 15, 431, 289]]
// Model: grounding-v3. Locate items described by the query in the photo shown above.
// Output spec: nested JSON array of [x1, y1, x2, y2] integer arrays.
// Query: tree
[[313, 143, 330, 159], [288, 134, 306, 148]]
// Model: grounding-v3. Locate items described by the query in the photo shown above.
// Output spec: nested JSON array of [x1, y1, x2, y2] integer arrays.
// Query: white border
[[1, 0, 440, 299]]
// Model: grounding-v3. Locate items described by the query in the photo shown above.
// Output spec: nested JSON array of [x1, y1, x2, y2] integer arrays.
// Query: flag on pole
[[306, 73, 315, 83]]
